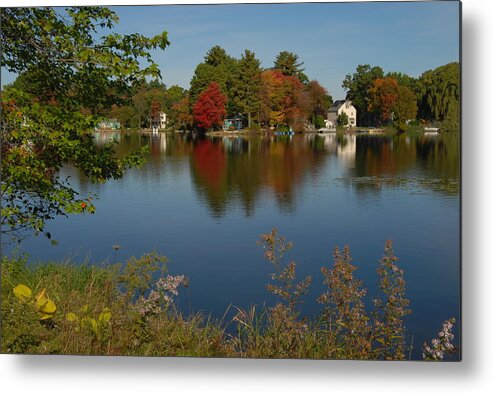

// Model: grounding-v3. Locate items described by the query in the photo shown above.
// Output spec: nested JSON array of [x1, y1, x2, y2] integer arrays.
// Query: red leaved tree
[[192, 82, 227, 131]]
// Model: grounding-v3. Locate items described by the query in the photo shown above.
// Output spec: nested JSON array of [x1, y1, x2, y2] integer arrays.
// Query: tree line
[[96, 46, 333, 132], [342, 62, 460, 130], [101, 52, 459, 132]]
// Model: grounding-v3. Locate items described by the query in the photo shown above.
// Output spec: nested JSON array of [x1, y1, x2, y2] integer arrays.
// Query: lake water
[[7, 131, 460, 359]]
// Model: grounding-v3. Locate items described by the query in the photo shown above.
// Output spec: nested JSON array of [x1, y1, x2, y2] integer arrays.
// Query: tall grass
[[0, 229, 457, 359]]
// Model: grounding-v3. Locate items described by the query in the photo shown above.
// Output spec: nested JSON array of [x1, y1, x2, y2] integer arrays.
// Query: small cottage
[[95, 118, 121, 131], [327, 100, 357, 127], [223, 115, 246, 131]]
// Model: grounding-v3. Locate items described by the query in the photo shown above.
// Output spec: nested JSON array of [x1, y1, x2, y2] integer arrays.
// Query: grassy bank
[[1, 230, 457, 360]]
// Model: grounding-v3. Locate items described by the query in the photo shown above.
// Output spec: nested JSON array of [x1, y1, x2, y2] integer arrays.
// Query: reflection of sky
[[1, 1, 459, 99]]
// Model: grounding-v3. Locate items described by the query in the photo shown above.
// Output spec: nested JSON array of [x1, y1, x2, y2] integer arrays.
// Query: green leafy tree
[[132, 84, 167, 128], [164, 85, 187, 110], [109, 104, 138, 129], [231, 50, 262, 127], [273, 51, 308, 84], [189, 63, 228, 105], [393, 85, 418, 130], [417, 62, 459, 129], [385, 72, 418, 94], [204, 45, 231, 67], [342, 64, 384, 126], [337, 112, 349, 127], [0, 7, 169, 242]]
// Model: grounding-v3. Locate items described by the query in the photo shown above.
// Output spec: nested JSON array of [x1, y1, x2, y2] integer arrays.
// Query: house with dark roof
[[223, 114, 246, 131], [326, 100, 357, 127]]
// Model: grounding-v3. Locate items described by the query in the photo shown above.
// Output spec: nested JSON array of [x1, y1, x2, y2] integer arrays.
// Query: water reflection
[[189, 135, 329, 217], [352, 133, 459, 179], [99, 131, 459, 216], [93, 131, 121, 147]]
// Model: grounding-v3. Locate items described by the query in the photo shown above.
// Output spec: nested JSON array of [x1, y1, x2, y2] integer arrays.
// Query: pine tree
[[273, 51, 308, 84], [231, 50, 262, 127]]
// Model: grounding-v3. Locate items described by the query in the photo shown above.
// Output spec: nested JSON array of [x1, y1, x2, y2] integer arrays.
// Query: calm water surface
[[8, 131, 460, 358]]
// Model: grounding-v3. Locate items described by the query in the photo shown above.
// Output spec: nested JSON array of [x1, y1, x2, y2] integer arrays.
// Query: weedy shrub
[[372, 240, 412, 359], [258, 228, 312, 312], [236, 228, 457, 360], [317, 245, 372, 359]]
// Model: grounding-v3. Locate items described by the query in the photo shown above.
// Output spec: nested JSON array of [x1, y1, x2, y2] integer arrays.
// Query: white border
[[2, 1, 493, 392]]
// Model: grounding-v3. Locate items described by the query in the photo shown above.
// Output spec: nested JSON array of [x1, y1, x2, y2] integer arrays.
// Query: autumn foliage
[[368, 77, 417, 127], [368, 78, 399, 122], [192, 82, 227, 130], [259, 70, 308, 130], [171, 97, 193, 129]]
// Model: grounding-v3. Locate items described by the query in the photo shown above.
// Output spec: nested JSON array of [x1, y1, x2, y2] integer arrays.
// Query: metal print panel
[[0, 1, 461, 360]]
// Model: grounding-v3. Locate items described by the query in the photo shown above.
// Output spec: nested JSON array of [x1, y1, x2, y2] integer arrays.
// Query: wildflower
[[422, 318, 456, 360], [136, 274, 187, 316]]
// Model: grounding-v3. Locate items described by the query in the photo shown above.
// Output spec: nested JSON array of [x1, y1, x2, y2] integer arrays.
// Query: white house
[[327, 100, 357, 128], [159, 112, 167, 129], [150, 111, 167, 132]]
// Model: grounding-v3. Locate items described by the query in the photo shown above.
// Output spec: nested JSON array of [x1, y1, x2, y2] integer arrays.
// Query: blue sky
[[2, 1, 460, 99]]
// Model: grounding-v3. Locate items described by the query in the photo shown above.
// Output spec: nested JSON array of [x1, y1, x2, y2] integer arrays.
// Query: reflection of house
[[223, 115, 246, 131], [148, 133, 168, 156], [93, 131, 121, 147], [95, 118, 120, 130], [327, 100, 357, 127], [150, 111, 167, 132], [322, 134, 338, 153], [222, 136, 245, 153], [337, 134, 356, 167]]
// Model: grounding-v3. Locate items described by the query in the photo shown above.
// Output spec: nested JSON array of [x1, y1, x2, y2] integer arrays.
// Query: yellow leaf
[[38, 299, 57, 319], [33, 289, 56, 319], [80, 304, 89, 314], [98, 308, 111, 324], [35, 288, 49, 309], [66, 313, 77, 322], [81, 317, 98, 335], [13, 284, 32, 302]]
